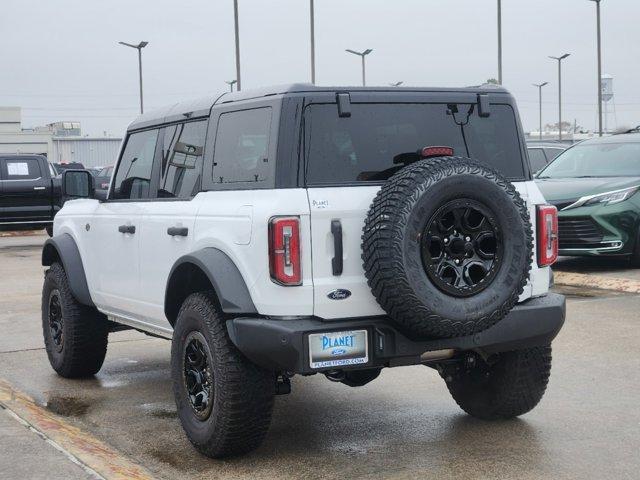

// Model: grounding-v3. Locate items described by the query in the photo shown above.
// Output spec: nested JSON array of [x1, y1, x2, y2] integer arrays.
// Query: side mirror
[[62, 169, 95, 200]]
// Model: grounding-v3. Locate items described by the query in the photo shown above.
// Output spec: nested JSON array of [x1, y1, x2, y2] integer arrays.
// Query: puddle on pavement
[[139, 402, 177, 419], [45, 396, 91, 417]]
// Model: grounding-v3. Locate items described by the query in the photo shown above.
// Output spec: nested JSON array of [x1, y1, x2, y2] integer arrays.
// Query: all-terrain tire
[[442, 345, 552, 419], [42, 262, 108, 378], [171, 292, 275, 458], [362, 157, 533, 338]]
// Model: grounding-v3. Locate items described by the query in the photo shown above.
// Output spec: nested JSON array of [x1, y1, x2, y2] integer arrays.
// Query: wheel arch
[[42, 234, 94, 307], [165, 248, 257, 327]]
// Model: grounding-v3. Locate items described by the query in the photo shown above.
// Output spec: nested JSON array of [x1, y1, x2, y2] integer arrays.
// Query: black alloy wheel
[[421, 198, 503, 297], [183, 331, 214, 421], [48, 290, 64, 352]]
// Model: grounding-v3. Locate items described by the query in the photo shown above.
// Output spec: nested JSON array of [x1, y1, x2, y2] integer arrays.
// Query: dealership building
[[0, 107, 122, 168]]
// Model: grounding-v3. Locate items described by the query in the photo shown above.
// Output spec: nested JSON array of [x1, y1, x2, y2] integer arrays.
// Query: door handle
[[118, 225, 136, 234], [167, 227, 188, 237], [34, 186, 46, 191], [331, 220, 343, 276]]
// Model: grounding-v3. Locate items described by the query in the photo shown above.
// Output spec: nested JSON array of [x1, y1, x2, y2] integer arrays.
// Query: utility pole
[[233, 0, 242, 91], [589, 0, 603, 136], [533, 82, 549, 140], [497, 0, 503, 84], [310, 0, 315, 84], [549, 54, 570, 141], [345, 49, 373, 86], [118, 41, 148, 114]]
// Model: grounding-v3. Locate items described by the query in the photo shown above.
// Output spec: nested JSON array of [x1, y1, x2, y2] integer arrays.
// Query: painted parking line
[[0, 379, 154, 480], [554, 271, 640, 294]]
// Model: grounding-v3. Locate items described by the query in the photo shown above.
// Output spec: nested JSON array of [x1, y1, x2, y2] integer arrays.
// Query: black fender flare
[[42, 233, 94, 306], [166, 248, 257, 317]]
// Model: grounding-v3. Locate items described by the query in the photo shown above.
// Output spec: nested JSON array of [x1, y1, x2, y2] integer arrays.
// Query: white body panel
[[53, 180, 549, 330]]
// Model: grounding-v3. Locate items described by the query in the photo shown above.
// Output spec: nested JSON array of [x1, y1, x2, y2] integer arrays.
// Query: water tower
[[601, 74, 613, 133]]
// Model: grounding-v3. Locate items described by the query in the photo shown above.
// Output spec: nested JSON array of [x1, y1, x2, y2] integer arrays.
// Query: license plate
[[308, 330, 368, 369]]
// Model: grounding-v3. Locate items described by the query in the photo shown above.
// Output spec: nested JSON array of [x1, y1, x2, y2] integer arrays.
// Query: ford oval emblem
[[327, 289, 351, 300]]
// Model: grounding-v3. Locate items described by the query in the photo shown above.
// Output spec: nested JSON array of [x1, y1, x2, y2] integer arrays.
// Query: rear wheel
[[441, 346, 552, 420], [171, 292, 275, 458], [42, 263, 108, 378]]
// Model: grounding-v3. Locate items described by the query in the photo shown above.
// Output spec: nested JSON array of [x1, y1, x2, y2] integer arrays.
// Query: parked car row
[[533, 132, 640, 266]]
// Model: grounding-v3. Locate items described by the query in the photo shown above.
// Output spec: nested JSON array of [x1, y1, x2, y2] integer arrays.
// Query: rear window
[[304, 103, 525, 185]]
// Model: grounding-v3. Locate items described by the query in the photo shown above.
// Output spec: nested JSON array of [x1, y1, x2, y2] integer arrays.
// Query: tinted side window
[[528, 148, 548, 172], [212, 108, 272, 185], [158, 120, 207, 198], [1, 158, 42, 180], [544, 148, 564, 161], [111, 129, 159, 200]]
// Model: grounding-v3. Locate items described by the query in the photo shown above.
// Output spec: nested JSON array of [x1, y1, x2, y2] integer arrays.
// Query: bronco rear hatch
[[302, 90, 545, 319]]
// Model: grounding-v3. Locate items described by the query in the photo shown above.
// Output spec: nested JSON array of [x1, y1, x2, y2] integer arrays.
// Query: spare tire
[[362, 156, 532, 338]]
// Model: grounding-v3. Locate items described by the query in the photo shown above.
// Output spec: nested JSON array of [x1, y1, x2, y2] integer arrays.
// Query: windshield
[[539, 142, 640, 178], [304, 103, 525, 184]]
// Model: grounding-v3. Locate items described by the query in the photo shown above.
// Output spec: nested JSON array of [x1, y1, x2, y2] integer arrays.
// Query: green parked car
[[535, 131, 640, 266]]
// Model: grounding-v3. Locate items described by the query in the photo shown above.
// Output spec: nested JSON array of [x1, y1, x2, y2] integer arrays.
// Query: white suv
[[42, 84, 565, 458]]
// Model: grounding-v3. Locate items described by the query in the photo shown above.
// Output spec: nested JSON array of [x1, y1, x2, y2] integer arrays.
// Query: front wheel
[[171, 292, 275, 458], [42, 263, 109, 378], [441, 345, 552, 420]]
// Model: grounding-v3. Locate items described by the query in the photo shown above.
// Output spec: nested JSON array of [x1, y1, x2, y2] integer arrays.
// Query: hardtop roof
[[127, 83, 512, 131]]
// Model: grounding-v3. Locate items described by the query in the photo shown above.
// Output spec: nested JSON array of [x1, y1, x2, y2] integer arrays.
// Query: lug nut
[[454, 259, 460, 264], [465, 236, 471, 242], [444, 238, 449, 243]]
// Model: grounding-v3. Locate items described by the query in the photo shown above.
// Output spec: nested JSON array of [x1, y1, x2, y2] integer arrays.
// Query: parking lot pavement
[[1, 236, 640, 480], [0, 406, 96, 480]]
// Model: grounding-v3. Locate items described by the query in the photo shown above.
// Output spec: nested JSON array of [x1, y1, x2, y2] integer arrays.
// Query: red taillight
[[269, 217, 301, 285], [420, 146, 454, 158], [537, 205, 558, 266]]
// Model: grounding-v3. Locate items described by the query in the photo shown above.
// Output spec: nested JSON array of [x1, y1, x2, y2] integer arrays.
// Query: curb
[[554, 271, 640, 294], [0, 379, 154, 480]]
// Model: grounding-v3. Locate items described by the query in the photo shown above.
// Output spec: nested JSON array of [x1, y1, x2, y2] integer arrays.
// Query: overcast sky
[[2, 0, 639, 137]]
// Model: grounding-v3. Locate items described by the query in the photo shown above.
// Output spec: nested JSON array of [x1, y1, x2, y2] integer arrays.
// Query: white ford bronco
[[42, 84, 565, 458]]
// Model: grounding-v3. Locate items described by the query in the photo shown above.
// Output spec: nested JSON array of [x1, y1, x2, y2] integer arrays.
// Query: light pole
[[345, 49, 373, 86], [549, 53, 570, 141], [310, 0, 315, 84], [225, 80, 238, 92], [589, 0, 603, 136], [389, 81, 403, 87], [533, 82, 549, 140], [497, 0, 502, 84], [118, 41, 148, 114], [233, 0, 242, 91]]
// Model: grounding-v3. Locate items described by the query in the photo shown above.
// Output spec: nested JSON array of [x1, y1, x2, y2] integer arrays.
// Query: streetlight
[[389, 81, 403, 87], [310, 0, 315, 84], [548, 53, 570, 141], [497, 0, 502, 84], [233, 0, 242, 91], [118, 41, 148, 114], [225, 80, 238, 92], [345, 48, 373, 86], [533, 82, 549, 140], [589, 0, 603, 136]]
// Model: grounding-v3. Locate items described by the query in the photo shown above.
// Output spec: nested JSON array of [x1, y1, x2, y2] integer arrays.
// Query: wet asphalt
[[1, 234, 639, 480]]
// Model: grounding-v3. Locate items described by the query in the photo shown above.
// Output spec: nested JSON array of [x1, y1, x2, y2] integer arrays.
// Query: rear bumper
[[226, 293, 566, 374]]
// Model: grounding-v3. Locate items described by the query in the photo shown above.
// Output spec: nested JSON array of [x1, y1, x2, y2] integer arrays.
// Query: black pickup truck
[[0, 155, 61, 236]]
